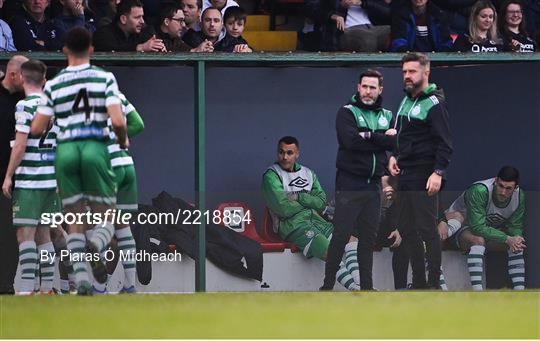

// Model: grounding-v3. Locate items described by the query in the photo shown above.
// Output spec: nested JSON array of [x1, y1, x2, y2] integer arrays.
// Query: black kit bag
[[152, 191, 263, 281]]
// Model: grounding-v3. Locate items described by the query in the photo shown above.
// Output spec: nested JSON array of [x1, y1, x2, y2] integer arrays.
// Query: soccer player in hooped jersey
[[1, 60, 59, 295], [438, 166, 526, 290], [90, 92, 144, 294], [31, 27, 129, 295]]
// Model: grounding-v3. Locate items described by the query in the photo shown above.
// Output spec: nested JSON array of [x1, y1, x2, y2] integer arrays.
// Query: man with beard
[[388, 52, 452, 289], [93, 0, 165, 52], [321, 69, 399, 291]]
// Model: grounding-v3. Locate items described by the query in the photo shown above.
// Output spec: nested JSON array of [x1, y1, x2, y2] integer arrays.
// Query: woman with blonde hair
[[453, 0, 503, 52]]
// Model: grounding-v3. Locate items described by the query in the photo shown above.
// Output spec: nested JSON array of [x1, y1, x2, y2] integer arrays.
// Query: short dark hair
[[224, 6, 247, 23], [180, 0, 202, 10], [159, 3, 182, 25], [401, 52, 430, 68], [64, 27, 92, 55], [201, 6, 221, 20], [21, 59, 47, 86], [497, 166, 520, 184], [116, 0, 143, 22], [359, 69, 383, 86], [278, 136, 299, 148]]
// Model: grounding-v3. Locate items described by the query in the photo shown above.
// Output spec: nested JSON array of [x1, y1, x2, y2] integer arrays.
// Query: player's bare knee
[[16, 227, 35, 243], [445, 211, 464, 224], [36, 226, 50, 241], [471, 236, 485, 246]]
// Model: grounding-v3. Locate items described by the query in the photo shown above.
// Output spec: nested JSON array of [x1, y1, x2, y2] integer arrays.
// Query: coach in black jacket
[[389, 52, 452, 289], [0, 56, 25, 294], [322, 69, 396, 290]]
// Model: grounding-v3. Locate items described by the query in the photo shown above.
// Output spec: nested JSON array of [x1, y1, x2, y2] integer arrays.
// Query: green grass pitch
[[1, 291, 539, 339]]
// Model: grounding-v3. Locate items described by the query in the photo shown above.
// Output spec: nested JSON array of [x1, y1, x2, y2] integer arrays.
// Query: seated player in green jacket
[[438, 166, 526, 290], [261, 136, 360, 290]]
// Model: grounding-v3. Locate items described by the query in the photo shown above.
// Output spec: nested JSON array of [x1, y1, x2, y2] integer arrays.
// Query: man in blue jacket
[[390, 0, 453, 52]]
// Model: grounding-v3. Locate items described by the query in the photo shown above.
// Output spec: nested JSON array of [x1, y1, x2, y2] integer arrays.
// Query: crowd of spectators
[[302, 0, 539, 51], [0, 0, 252, 53], [0, 0, 538, 52]]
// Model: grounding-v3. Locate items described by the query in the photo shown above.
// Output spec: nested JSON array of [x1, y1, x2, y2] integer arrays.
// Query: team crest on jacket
[[305, 230, 315, 238], [289, 177, 309, 189], [378, 116, 389, 127], [411, 105, 421, 116]]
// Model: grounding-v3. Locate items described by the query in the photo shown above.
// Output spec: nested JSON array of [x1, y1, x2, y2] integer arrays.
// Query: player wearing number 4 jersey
[[2, 60, 59, 295], [31, 27, 129, 295]]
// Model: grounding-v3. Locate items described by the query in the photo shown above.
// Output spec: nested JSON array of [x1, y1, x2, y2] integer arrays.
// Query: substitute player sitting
[[262, 136, 360, 290], [2, 60, 59, 295], [31, 27, 128, 295], [438, 166, 526, 290]]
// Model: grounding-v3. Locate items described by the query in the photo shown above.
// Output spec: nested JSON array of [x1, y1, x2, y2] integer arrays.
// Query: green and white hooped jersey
[[448, 177, 521, 228], [13, 94, 58, 190], [107, 93, 134, 168], [38, 63, 121, 143]]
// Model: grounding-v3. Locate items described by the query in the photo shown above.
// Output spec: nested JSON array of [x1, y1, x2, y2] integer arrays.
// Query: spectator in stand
[[215, 6, 252, 52], [52, 0, 96, 43], [9, 0, 62, 51], [297, 0, 324, 51], [330, 0, 392, 51], [93, 0, 166, 52], [89, 0, 121, 28], [0, 0, 16, 52], [154, 3, 213, 52], [183, 7, 222, 48], [180, 0, 202, 31], [427, 0, 477, 35], [453, 0, 503, 52], [391, 0, 453, 51], [202, 0, 238, 16], [524, 0, 540, 44], [499, 0, 537, 51]]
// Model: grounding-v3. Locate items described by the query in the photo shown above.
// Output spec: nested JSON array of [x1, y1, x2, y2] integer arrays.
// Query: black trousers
[[394, 171, 442, 288], [323, 171, 380, 290], [0, 176, 17, 294], [377, 201, 425, 289], [392, 232, 426, 289]]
